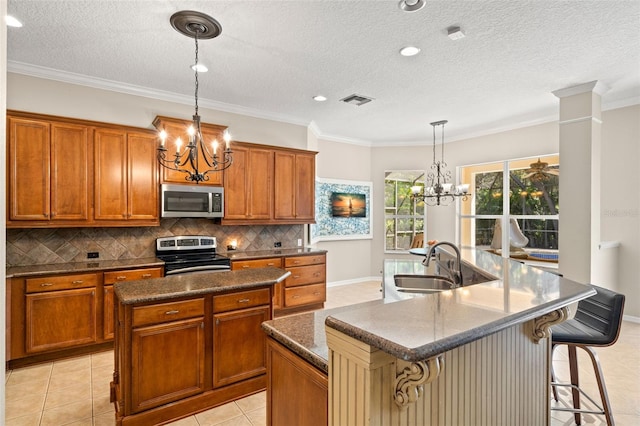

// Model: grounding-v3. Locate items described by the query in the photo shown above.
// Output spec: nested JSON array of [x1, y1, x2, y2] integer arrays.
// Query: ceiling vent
[[340, 94, 374, 106]]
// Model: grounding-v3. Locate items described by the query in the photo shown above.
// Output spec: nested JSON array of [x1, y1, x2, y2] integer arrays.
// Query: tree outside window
[[384, 171, 425, 252]]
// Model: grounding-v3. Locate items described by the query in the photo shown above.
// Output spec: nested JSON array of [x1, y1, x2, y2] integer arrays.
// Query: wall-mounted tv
[[330, 192, 366, 218]]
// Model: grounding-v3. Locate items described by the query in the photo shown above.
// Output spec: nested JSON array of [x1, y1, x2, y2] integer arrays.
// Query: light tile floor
[[5, 281, 639, 425]]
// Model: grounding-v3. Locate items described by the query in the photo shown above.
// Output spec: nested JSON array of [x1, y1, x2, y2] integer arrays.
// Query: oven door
[[165, 264, 231, 276]]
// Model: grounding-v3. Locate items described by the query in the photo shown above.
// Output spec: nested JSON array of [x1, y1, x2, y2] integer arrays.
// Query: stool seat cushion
[[551, 285, 625, 346]]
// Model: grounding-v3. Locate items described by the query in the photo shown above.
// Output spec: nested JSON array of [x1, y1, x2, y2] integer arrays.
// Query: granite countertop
[[6, 257, 164, 278], [261, 299, 388, 374], [325, 248, 595, 362], [223, 247, 327, 261], [114, 266, 291, 305]]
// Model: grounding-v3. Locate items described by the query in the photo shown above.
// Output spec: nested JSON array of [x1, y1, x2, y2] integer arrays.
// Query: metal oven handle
[[165, 265, 231, 275]]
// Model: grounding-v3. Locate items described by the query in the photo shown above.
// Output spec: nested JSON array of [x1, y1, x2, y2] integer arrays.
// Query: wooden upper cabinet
[[152, 116, 226, 186], [274, 150, 316, 222], [8, 116, 91, 223], [223, 143, 273, 221], [94, 128, 128, 220], [8, 116, 51, 221], [94, 127, 160, 223]]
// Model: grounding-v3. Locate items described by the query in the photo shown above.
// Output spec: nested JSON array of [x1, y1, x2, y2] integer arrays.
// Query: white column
[[553, 81, 607, 284]]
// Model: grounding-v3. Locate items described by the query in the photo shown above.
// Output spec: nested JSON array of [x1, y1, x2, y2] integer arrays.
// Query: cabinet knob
[[165, 310, 179, 315], [72, 280, 84, 284]]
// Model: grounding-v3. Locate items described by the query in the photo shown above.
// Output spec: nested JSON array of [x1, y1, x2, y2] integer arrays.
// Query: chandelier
[[411, 120, 471, 206], [157, 11, 233, 183]]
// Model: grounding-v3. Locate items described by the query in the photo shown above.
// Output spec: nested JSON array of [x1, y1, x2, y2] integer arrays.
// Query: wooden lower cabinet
[[113, 287, 272, 425], [231, 258, 283, 312], [266, 337, 328, 426], [131, 317, 205, 413]]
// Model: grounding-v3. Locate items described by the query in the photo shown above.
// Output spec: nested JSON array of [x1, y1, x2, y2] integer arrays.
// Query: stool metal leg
[[579, 344, 615, 426], [568, 345, 582, 425]]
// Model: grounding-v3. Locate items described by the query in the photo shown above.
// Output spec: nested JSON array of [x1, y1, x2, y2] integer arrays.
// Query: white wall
[[314, 138, 374, 285], [7, 73, 308, 149]]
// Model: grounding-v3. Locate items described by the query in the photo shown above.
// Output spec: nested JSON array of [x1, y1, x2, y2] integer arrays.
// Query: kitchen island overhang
[[324, 249, 595, 425]]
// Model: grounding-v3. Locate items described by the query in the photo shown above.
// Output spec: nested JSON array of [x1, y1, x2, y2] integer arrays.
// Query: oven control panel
[[156, 236, 217, 252]]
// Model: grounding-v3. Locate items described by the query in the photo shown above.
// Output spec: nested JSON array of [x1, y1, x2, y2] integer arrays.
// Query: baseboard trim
[[623, 314, 640, 324], [327, 277, 381, 288]]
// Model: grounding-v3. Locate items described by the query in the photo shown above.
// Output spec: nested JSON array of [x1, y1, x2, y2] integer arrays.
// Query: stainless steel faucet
[[424, 241, 463, 286]]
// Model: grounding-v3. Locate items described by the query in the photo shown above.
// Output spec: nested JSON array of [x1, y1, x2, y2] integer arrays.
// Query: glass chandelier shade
[[411, 120, 471, 206]]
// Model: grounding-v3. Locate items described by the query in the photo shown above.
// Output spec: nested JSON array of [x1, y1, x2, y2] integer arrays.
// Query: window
[[384, 171, 425, 252], [459, 155, 559, 254]]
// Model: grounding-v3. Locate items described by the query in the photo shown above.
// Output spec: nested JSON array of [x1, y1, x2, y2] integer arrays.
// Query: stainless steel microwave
[[161, 184, 224, 218]]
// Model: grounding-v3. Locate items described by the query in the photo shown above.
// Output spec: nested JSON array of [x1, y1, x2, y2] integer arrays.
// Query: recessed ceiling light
[[191, 64, 208, 72], [447, 26, 466, 40], [313, 95, 327, 102], [400, 46, 421, 57], [398, 0, 426, 12], [5, 15, 23, 28]]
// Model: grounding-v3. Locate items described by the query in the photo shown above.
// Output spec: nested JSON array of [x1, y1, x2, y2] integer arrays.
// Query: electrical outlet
[[87, 252, 99, 259], [297, 239, 302, 247], [274, 241, 282, 248]]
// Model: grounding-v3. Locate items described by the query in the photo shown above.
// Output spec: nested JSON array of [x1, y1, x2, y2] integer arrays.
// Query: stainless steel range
[[155, 236, 231, 276]]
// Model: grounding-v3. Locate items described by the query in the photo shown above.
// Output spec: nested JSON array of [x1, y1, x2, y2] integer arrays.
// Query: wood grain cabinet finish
[[8, 115, 91, 224], [152, 116, 226, 186], [7, 111, 160, 228], [274, 150, 316, 223], [283, 254, 326, 310], [131, 315, 205, 413], [94, 128, 159, 223], [113, 286, 272, 425], [223, 144, 273, 220], [266, 338, 327, 426], [24, 273, 99, 354], [231, 258, 283, 311], [103, 267, 163, 340]]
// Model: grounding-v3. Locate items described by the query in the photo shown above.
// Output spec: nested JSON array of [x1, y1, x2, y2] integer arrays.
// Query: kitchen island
[[111, 267, 290, 426], [262, 248, 595, 426]]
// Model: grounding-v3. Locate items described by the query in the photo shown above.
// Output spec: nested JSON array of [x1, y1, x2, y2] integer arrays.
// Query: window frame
[[384, 170, 426, 254]]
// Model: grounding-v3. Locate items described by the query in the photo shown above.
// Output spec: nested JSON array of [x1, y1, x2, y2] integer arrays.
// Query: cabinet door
[[127, 132, 159, 220], [213, 306, 270, 387], [274, 151, 316, 222], [8, 116, 50, 220], [224, 145, 273, 220], [50, 122, 91, 221], [25, 287, 97, 353], [94, 128, 127, 220], [131, 317, 205, 413]]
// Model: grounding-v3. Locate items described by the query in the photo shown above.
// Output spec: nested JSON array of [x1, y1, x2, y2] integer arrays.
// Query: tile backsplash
[[6, 219, 304, 266]]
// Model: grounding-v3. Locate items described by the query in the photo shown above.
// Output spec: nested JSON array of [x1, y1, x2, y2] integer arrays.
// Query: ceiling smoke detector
[[447, 26, 465, 40], [340, 94, 374, 106]]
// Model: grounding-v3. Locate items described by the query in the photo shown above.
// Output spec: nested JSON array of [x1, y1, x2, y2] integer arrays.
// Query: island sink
[[394, 258, 499, 293]]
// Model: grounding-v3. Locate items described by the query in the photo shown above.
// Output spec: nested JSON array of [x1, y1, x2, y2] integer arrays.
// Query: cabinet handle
[[142, 273, 152, 278], [293, 260, 300, 264], [165, 310, 179, 315], [292, 295, 300, 299], [293, 275, 300, 279], [72, 280, 84, 284], [313, 292, 321, 296], [116, 276, 127, 281], [267, 263, 275, 266], [314, 273, 320, 277], [242, 265, 250, 269], [40, 283, 53, 287], [238, 298, 250, 303]]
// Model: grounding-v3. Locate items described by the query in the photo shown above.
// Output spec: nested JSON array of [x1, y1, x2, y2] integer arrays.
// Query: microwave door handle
[[208, 192, 213, 214]]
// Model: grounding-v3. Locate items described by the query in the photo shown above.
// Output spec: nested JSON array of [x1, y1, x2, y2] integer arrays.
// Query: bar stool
[[550, 284, 625, 426]]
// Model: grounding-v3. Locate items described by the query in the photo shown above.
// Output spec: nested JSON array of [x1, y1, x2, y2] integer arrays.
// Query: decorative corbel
[[394, 355, 444, 408], [532, 306, 570, 343]]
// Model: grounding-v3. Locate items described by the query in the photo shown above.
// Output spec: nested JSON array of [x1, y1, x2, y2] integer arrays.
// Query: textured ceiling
[[6, 0, 640, 145]]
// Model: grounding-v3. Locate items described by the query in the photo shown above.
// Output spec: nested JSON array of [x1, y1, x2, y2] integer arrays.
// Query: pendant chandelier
[[411, 120, 471, 206], [157, 11, 233, 183]]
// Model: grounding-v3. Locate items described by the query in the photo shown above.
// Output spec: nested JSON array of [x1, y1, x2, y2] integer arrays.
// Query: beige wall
[[314, 138, 374, 285]]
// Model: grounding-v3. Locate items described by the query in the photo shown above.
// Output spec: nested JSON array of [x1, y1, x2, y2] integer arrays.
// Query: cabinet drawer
[[26, 273, 99, 293], [284, 264, 326, 288], [104, 267, 163, 284], [133, 298, 205, 328], [284, 254, 325, 268], [232, 258, 283, 270], [213, 288, 271, 313], [284, 283, 325, 308]]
